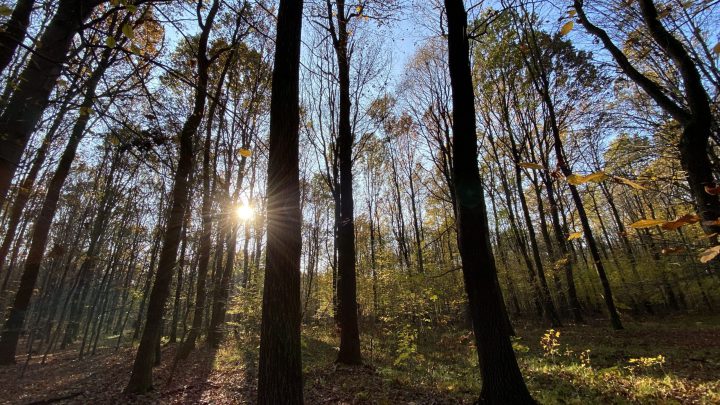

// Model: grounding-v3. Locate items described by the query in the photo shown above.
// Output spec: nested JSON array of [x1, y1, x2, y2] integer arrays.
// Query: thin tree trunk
[[0, 49, 110, 363], [125, 1, 218, 392], [0, 0, 101, 201]]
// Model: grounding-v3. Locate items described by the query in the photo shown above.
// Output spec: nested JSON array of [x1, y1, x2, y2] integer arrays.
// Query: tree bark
[[257, 0, 304, 402], [444, 0, 535, 402], [0, 0, 35, 75], [329, 0, 361, 365]]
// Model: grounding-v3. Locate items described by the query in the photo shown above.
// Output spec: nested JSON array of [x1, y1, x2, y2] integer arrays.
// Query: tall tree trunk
[[444, 0, 534, 402], [169, 206, 191, 344], [0, 47, 110, 363], [257, 0, 304, 402], [0, 0, 35, 75], [331, 0, 361, 365], [519, 14, 624, 330], [124, 0, 218, 393], [0, 0, 101, 202], [543, 176, 584, 323], [0, 106, 65, 271]]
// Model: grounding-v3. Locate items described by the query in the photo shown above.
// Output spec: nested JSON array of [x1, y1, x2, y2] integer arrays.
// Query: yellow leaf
[[629, 219, 666, 229], [566, 174, 583, 185], [105, 37, 116, 48], [122, 23, 134, 39], [554, 256, 570, 270], [566, 171, 607, 185], [560, 21, 574, 36], [0, 6, 12, 16], [714, 42, 720, 55], [699, 245, 720, 263], [567, 232, 583, 241], [584, 171, 608, 183], [614, 176, 646, 190], [519, 162, 544, 170], [130, 44, 143, 55], [79, 106, 93, 116], [239, 148, 252, 157]]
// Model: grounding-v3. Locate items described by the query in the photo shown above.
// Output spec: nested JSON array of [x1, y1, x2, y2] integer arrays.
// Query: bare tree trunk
[[257, 0, 304, 401], [125, 1, 219, 393], [444, 0, 534, 402]]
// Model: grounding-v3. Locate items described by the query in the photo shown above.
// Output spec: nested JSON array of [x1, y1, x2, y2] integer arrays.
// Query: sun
[[235, 204, 254, 221]]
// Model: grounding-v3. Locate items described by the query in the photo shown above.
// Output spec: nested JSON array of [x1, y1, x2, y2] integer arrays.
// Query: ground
[[0, 315, 719, 404]]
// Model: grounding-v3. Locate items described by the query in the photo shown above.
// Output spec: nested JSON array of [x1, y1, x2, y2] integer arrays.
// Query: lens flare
[[235, 204, 254, 221]]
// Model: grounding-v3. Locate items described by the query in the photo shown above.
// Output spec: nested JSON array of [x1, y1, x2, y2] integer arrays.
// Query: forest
[[0, 0, 718, 403]]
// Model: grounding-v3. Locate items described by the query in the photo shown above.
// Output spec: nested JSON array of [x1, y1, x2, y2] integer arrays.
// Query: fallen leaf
[[661, 214, 700, 230]]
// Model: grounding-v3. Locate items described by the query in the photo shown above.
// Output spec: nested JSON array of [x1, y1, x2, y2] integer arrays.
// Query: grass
[[274, 314, 720, 403], [3, 314, 718, 403]]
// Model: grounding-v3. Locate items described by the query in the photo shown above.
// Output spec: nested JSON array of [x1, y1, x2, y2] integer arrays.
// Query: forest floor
[[0, 314, 719, 404]]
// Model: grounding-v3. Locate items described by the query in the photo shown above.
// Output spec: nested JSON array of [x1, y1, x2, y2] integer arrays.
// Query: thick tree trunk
[[0, 0, 35, 75], [444, 1, 534, 402], [257, 0, 304, 402]]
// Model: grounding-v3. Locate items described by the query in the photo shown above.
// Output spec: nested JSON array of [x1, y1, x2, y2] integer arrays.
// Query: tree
[[0, 0, 106, 203], [257, 0, 304, 402], [443, 0, 535, 402], [574, 0, 720, 239], [124, 0, 220, 393], [0, 22, 120, 363], [0, 0, 35, 75]]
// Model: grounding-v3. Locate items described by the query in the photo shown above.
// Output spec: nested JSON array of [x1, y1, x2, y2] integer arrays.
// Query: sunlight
[[235, 204, 254, 221]]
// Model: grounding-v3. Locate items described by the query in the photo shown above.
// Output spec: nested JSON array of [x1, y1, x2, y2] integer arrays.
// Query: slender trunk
[[0, 45, 111, 363], [0, 0, 100, 201], [332, 0, 361, 365], [444, 1, 534, 402], [125, 1, 218, 393], [0, 101, 69, 272]]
